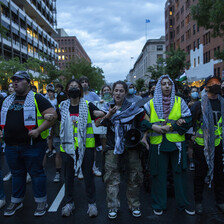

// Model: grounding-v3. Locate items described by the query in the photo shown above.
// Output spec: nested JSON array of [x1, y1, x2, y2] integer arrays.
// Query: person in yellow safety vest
[[141, 75, 195, 216], [0, 71, 57, 217], [57, 79, 104, 218], [191, 75, 224, 215]]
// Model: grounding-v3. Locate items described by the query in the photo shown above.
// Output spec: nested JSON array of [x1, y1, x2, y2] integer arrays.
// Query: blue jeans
[[5, 141, 47, 203]]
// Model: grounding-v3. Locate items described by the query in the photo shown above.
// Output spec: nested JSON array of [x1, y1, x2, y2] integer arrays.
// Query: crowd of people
[[0, 70, 224, 219]]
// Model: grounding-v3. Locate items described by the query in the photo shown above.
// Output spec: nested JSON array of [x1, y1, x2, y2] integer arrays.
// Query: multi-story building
[[53, 28, 91, 70], [127, 36, 165, 84], [165, 0, 224, 83], [0, 0, 58, 64]]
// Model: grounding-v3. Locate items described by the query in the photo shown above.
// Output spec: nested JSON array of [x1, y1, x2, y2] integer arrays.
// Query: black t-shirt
[[0, 93, 53, 145], [57, 102, 99, 121]]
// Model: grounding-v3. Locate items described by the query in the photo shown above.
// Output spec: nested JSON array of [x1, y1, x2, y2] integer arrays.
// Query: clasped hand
[[152, 124, 170, 134]]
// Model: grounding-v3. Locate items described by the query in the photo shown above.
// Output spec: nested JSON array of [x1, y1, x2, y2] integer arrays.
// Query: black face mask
[[208, 85, 221, 94], [222, 86, 224, 91], [150, 90, 154, 96], [68, 88, 80, 98]]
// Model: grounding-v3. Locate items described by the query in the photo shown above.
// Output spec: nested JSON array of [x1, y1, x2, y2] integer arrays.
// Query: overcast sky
[[57, 0, 166, 83]]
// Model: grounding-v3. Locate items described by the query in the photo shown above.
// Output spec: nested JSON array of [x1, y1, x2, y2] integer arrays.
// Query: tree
[[65, 58, 105, 91], [165, 48, 189, 80], [147, 48, 189, 81], [147, 57, 166, 80], [135, 78, 145, 91], [191, 0, 224, 37], [0, 57, 25, 89]]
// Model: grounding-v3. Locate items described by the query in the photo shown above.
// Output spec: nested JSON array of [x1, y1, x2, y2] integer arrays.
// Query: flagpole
[[145, 22, 147, 42]]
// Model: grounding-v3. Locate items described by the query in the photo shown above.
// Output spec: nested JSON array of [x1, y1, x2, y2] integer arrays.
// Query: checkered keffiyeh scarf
[[201, 93, 224, 187], [1, 90, 36, 129], [60, 98, 89, 172]]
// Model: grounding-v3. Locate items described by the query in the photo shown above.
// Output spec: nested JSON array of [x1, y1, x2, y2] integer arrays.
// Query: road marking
[[48, 184, 65, 212]]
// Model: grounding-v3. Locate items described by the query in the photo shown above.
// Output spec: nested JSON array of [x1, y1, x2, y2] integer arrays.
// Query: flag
[[176, 72, 187, 82], [146, 19, 150, 23]]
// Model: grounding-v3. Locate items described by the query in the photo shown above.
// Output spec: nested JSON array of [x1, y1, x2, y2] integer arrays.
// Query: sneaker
[[26, 173, 31, 183], [34, 201, 48, 216], [195, 203, 203, 215], [61, 203, 75, 217], [189, 162, 195, 171], [93, 166, 102, 177], [78, 169, 84, 180], [4, 202, 23, 216], [153, 209, 163, 216], [53, 172, 61, 183], [184, 205, 195, 216], [108, 208, 118, 219], [217, 203, 224, 213], [131, 207, 141, 217], [87, 203, 98, 217], [3, 172, 12, 182], [0, 199, 6, 209]]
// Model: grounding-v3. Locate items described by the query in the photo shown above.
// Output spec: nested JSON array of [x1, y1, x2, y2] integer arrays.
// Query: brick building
[[53, 28, 91, 70], [165, 0, 224, 83]]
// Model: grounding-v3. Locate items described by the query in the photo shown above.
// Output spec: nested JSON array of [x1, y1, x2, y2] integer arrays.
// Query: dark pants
[[5, 141, 47, 203], [62, 148, 96, 204], [194, 143, 224, 204]]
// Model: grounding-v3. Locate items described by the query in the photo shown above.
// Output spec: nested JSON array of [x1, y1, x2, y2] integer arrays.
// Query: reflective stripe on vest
[[60, 100, 95, 152], [149, 96, 185, 145], [34, 92, 49, 139], [195, 117, 222, 146]]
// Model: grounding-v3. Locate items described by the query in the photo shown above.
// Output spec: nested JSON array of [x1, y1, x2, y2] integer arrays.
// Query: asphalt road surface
[[0, 151, 224, 224]]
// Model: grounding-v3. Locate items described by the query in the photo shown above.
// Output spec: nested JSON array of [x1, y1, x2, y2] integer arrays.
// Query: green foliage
[[215, 49, 224, 61], [135, 78, 145, 91], [0, 57, 25, 89], [165, 48, 189, 80], [191, 0, 224, 37], [147, 48, 188, 81], [64, 58, 105, 91], [147, 57, 166, 80]]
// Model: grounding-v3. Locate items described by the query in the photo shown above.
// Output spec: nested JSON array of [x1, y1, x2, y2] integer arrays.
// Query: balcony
[[1, 14, 10, 24], [21, 46, 28, 54], [12, 41, 20, 51], [11, 21, 19, 30], [2, 38, 12, 47]]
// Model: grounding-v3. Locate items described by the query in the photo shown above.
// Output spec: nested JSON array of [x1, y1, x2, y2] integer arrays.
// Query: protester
[[0, 147, 5, 209], [55, 83, 64, 95], [0, 71, 57, 217], [79, 76, 102, 178], [51, 91, 67, 183], [8, 83, 14, 95], [95, 80, 147, 219], [125, 82, 142, 103], [58, 79, 104, 217], [186, 86, 200, 171], [182, 85, 191, 104], [191, 75, 224, 214], [142, 75, 195, 216]]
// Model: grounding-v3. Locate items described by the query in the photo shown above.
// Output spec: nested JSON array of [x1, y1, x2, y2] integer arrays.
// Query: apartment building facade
[[165, 0, 224, 83], [54, 28, 91, 70], [127, 36, 165, 83], [0, 0, 58, 64]]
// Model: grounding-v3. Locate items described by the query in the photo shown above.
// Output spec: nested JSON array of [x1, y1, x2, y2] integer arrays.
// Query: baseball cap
[[11, 71, 31, 81], [204, 75, 221, 86], [46, 84, 55, 92]]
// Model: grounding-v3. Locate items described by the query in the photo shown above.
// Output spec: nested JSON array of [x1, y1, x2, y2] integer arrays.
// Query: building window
[[204, 51, 210, 64], [170, 31, 173, 39], [170, 19, 173, 28], [193, 41, 196, 51], [186, 29, 191, 40], [181, 6, 184, 14], [61, 48, 64, 53], [176, 25, 180, 34], [176, 12, 179, 21], [194, 58, 196, 67], [181, 20, 184, 28], [169, 6, 173, 15], [58, 55, 61, 60], [197, 38, 200, 48], [181, 34, 184, 42], [193, 24, 196, 35], [203, 32, 211, 45], [62, 55, 65, 60], [198, 56, 200, 64], [54, 48, 57, 53], [186, 44, 191, 54], [157, 45, 163, 51], [185, 14, 190, 26]]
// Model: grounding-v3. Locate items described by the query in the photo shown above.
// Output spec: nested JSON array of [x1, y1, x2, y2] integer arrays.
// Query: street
[[0, 152, 224, 224]]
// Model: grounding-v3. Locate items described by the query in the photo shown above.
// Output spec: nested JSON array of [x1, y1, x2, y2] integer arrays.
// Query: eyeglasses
[[12, 77, 25, 82]]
